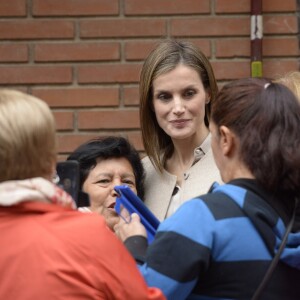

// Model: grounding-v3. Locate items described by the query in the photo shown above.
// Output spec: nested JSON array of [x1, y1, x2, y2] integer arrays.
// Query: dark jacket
[[126, 179, 300, 299]]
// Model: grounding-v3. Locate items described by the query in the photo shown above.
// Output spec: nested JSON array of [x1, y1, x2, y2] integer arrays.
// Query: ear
[[205, 92, 211, 104], [219, 125, 235, 157]]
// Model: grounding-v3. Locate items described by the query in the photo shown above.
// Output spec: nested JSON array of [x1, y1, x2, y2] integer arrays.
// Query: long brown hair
[[139, 39, 218, 172]]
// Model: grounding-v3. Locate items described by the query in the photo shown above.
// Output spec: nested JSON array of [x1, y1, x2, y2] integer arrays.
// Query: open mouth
[[107, 202, 116, 209]]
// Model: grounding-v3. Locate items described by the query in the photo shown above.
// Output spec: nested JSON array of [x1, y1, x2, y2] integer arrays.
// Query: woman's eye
[[97, 179, 110, 184], [123, 180, 135, 186], [157, 93, 171, 101], [184, 90, 196, 98]]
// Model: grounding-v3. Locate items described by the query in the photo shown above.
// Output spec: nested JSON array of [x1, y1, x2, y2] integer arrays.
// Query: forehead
[[91, 157, 134, 175], [153, 65, 203, 90]]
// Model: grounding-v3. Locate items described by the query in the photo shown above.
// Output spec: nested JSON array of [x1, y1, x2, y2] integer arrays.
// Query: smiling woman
[[139, 39, 222, 220], [152, 64, 208, 142], [67, 136, 145, 231]]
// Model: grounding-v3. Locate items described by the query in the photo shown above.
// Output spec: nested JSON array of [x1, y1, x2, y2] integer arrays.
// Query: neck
[[222, 161, 255, 183], [171, 128, 209, 164], [165, 130, 209, 181]]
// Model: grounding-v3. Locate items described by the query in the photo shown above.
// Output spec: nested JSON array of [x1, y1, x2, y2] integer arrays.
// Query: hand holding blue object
[[114, 185, 160, 244]]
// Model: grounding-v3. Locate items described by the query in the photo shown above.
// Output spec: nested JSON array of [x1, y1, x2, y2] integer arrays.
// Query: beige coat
[[142, 134, 222, 221]]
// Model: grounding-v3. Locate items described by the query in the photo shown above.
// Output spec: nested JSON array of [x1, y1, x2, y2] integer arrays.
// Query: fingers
[[130, 213, 141, 222], [114, 212, 147, 242]]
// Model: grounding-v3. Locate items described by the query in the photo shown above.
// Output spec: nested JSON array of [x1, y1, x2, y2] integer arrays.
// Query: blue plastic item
[[114, 185, 160, 244]]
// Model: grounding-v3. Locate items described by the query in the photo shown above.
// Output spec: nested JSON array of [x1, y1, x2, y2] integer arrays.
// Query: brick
[[213, 60, 299, 81], [80, 19, 166, 38], [32, 87, 119, 108], [216, 37, 300, 59], [57, 134, 100, 153], [32, 0, 118, 16], [123, 86, 139, 106], [215, 39, 250, 58], [53, 111, 74, 130], [19, 87, 30, 93], [0, 44, 28, 62], [263, 60, 300, 78], [34, 42, 120, 62], [125, 39, 210, 61], [125, 41, 162, 61], [0, 0, 26, 16], [125, 131, 144, 151], [78, 110, 140, 129], [57, 132, 143, 155], [263, 0, 297, 11], [215, 0, 296, 13], [125, 0, 209, 15], [184, 39, 211, 57], [0, 21, 74, 40], [263, 38, 299, 56], [59, 131, 145, 153], [171, 17, 249, 37], [1, 87, 28, 93], [215, 0, 249, 13], [0, 66, 72, 84], [78, 64, 142, 84], [264, 16, 298, 34], [211, 61, 250, 80], [56, 132, 141, 154], [0, 0, 297, 160]]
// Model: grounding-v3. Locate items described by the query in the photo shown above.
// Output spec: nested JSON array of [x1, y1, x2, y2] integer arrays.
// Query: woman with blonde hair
[[275, 71, 300, 102], [0, 89, 165, 300]]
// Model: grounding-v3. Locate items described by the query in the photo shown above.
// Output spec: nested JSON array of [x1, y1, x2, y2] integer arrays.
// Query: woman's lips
[[107, 202, 116, 209], [170, 119, 190, 127]]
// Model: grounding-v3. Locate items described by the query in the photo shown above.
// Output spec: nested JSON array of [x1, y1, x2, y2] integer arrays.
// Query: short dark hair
[[211, 77, 300, 200], [67, 136, 145, 200]]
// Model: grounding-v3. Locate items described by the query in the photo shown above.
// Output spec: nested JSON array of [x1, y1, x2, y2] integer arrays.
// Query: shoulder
[[65, 212, 116, 243], [190, 147, 222, 183], [177, 187, 241, 221], [40, 210, 117, 251], [142, 156, 161, 179], [45, 211, 138, 271], [142, 156, 155, 169]]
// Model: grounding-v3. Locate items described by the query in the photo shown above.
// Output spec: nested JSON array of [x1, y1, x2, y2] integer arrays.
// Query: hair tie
[[264, 83, 271, 89]]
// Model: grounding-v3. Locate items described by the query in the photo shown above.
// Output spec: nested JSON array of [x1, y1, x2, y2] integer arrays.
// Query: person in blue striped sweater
[[115, 77, 300, 300]]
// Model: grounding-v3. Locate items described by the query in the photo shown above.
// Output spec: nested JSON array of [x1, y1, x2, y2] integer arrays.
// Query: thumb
[[131, 213, 141, 222]]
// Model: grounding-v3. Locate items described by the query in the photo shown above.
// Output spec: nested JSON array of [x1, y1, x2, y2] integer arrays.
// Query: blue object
[[114, 185, 160, 244]]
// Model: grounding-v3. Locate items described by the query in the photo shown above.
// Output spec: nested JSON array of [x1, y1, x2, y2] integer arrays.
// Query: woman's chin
[[105, 214, 120, 231]]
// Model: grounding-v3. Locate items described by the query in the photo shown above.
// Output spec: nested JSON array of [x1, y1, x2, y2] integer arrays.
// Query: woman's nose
[[111, 179, 123, 196], [173, 97, 185, 115], [111, 188, 118, 197]]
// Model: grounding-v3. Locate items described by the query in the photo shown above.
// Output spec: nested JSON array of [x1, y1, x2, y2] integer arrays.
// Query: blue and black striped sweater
[[125, 179, 300, 300]]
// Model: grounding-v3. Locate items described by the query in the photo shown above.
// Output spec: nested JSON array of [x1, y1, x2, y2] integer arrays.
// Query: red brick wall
[[0, 0, 299, 160]]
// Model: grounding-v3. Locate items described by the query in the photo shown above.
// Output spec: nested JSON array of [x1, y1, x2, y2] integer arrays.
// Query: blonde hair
[[0, 89, 57, 182], [275, 71, 300, 103]]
